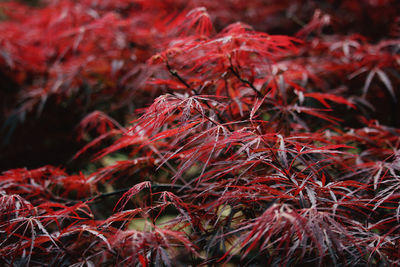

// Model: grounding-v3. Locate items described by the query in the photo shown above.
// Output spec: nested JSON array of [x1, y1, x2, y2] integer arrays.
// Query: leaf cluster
[[1, 0, 400, 266]]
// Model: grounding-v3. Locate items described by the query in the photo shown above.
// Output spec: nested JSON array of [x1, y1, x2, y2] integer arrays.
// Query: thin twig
[[228, 58, 263, 98], [62, 184, 186, 204], [165, 61, 234, 131]]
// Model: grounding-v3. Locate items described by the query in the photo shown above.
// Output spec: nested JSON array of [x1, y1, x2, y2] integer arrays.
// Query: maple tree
[[1, 0, 400, 266]]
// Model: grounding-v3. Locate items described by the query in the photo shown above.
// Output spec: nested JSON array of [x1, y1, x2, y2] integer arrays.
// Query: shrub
[[1, 0, 400, 266]]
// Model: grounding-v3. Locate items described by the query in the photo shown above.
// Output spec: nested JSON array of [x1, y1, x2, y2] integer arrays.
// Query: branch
[[61, 184, 186, 204], [90, 183, 186, 202], [166, 61, 199, 95], [165, 61, 233, 131], [228, 61, 263, 98]]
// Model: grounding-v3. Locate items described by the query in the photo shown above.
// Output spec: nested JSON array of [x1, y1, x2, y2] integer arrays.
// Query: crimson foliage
[[1, 0, 400, 266]]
